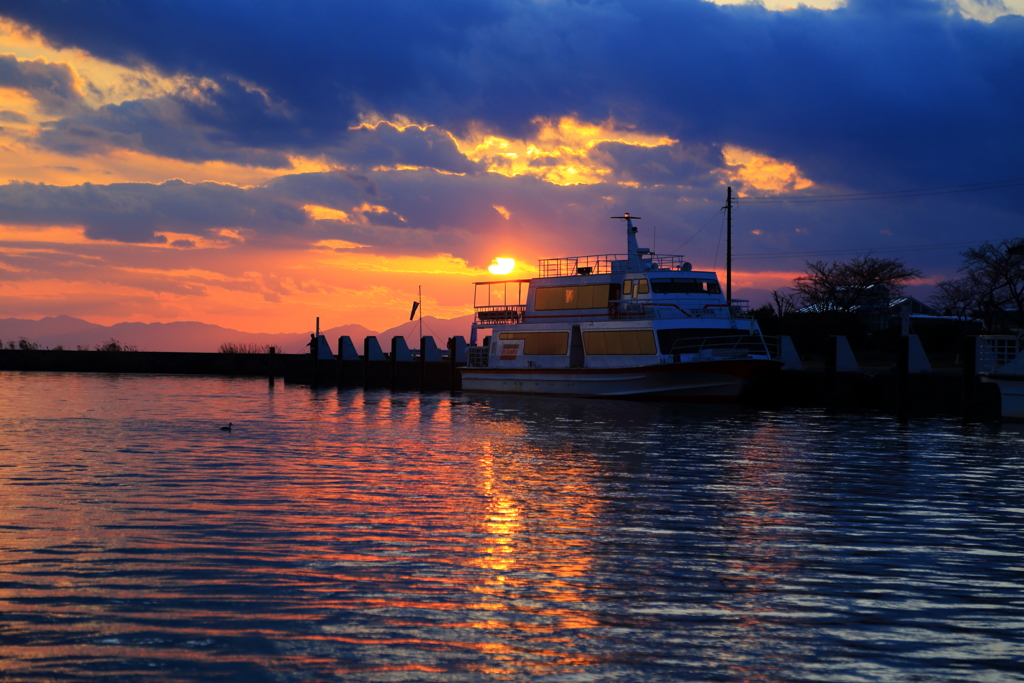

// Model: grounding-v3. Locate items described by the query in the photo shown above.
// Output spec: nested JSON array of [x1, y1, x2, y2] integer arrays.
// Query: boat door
[[569, 325, 585, 368]]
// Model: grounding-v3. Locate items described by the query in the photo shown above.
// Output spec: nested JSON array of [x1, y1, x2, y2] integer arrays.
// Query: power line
[[733, 240, 987, 261], [712, 209, 726, 269], [735, 178, 1024, 204], [666, 207, 724, 254]]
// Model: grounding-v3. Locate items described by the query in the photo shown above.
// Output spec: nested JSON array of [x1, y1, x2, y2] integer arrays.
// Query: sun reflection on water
[[1, 375, 1023, 679]]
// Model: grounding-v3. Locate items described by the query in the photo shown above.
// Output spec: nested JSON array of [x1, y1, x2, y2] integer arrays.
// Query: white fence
[[976, 335, 1024, 373]]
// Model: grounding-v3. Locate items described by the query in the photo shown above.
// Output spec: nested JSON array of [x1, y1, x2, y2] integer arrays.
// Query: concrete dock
[[0, 333, 1005, 421]]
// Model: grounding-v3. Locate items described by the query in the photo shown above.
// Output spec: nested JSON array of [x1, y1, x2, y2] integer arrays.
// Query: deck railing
[[474, 305, 526, 326], [608, 301, 736, 321], [977, 334, 1024, 373], [466, 346, 490, 368], [669, 334, 780, 360], [538, 254, 690, 277]]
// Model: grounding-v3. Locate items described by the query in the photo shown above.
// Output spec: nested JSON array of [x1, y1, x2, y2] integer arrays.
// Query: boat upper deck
[[470, 213, 748, 331], [539, 253, 690, 277]]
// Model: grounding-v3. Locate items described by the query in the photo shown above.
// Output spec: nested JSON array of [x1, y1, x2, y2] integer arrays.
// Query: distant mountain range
[[0, 314, 475, 354]]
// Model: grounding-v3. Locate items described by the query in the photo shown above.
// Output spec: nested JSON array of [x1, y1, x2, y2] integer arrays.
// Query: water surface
[[1, 372, 1023, 681]]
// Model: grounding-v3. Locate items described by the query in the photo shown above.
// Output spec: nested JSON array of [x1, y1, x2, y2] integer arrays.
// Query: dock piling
[[268, 346, 275, 386]]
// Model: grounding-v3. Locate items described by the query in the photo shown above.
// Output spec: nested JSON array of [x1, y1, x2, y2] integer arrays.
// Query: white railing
[[609, 301, 733, 321], [466, 346, 489, 368], [977, 334, 1024, 373], [669, 334, 780, 360], [538, 254, 689, 277]]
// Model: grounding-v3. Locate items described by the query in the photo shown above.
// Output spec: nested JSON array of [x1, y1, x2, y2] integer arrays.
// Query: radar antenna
[[611, 213, 643, 271]]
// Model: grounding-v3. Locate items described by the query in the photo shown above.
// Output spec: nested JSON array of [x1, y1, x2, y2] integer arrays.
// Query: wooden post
[[363, 336, 372, 388], [824, 335, 838, 408], [449, 337, 459, 391], [897, 334, 910, 421], [312, 317, 319, 387], [337, 335, 345, 386], [268, 346, 275, 387], [419, 335, 426, 391], [963, 335, 978, 419], [390, 336, 399, 390]]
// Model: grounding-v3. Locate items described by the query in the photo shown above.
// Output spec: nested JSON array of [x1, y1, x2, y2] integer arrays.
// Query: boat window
[[577, 285, 594, 309], [651, 278, 718, 295], [498, 331, 569, 355], [622, 280, 634, 298], [637, 278, 649, 295], [534, 285, 612, 311], [583, 330, 657, 355]]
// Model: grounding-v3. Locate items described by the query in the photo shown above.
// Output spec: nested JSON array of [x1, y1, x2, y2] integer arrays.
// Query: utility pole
[[725, 186, 733, 307]]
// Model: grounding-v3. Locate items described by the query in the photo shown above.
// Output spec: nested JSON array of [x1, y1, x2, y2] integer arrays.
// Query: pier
[[0, 334, 468, 392], [0, 333, 1008, 421]]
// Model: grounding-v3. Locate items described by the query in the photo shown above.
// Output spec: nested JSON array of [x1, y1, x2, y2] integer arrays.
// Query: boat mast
[[612, 213, 642, 270], [725, 187, 732, 307]]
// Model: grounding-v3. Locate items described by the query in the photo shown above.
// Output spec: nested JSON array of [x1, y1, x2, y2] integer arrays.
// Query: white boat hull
[[980, 374, 1024, 420], [461, 359, 781, 401]]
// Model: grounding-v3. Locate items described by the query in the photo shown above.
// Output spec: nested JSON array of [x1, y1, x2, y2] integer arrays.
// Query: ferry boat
[[462, 214, 782, 400]]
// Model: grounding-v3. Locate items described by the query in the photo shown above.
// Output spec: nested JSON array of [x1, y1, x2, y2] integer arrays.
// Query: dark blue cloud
[[0, 109, 29, 123], [0, 0, 1021, 278], [589, 141, 724, 188], [37, 94, 294, 167], [0, 54, 85, 114], [0, 164, 1011, 278], [327, 123, 481, 175], [0, 179, 313, 243], [3, 0, 1020, 208]]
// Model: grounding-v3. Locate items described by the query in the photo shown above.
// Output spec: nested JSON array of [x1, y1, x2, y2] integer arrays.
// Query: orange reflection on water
[[240, 391, 611, 669], [710, 418, 809, 678], [0, 377, 619, 678]]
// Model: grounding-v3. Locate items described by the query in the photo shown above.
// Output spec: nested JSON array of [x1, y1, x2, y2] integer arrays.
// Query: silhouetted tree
[[770, 289, 801, 316], [956, 239, 1024, 329], [95, 339, 138, 352], [792, 254, 922, 312], [219, 342, 271, 354], [928, 276, 984, 321]]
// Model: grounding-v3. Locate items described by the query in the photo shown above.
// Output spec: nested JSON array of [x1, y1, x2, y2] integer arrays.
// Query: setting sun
[[488, 258, 516, 275]]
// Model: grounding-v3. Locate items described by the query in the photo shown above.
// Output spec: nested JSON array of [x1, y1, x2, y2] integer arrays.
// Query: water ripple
[[1, 372, 1022, 681]]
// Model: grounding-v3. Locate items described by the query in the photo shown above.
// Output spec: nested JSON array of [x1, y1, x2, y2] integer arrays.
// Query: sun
[[488, 258, 515, 275]]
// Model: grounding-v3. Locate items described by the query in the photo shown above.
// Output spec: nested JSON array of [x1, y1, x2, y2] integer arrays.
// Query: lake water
[[1, 372, 1023, 682]]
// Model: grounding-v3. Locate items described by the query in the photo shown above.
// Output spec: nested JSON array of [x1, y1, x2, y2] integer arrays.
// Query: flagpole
[[418, 285, 422, 344]]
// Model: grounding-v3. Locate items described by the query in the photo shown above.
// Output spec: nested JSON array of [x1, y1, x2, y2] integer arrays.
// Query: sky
[[0, 0, 1022, 334]]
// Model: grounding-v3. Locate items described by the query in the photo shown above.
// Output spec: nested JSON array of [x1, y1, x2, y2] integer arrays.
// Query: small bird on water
[[219, 423, 232, 431]]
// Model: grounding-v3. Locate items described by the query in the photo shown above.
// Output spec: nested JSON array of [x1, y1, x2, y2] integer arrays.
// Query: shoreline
[[2, 346, 1003, 421]]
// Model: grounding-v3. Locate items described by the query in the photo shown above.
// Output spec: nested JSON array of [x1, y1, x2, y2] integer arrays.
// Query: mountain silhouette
[[0, 314, 475, 354]]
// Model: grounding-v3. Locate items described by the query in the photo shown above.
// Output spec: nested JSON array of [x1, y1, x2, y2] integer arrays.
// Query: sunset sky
[[0, 0, 1022, 334]]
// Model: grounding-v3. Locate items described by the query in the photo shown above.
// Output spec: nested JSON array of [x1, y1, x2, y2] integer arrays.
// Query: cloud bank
[[0, 0, 1021, 330]]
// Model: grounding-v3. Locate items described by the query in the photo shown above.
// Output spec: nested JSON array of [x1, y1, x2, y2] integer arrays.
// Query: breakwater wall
[[0, 334, 466, 392], [0, 334, 1005, 421], [745, 368, 1000, 420]]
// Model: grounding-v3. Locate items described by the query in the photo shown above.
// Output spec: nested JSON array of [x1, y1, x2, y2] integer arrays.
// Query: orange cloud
[[454, 116, 678, 186], [722, 145, 813, 194], [0, 25, 819, 335], [0, 214, 494, 332]]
